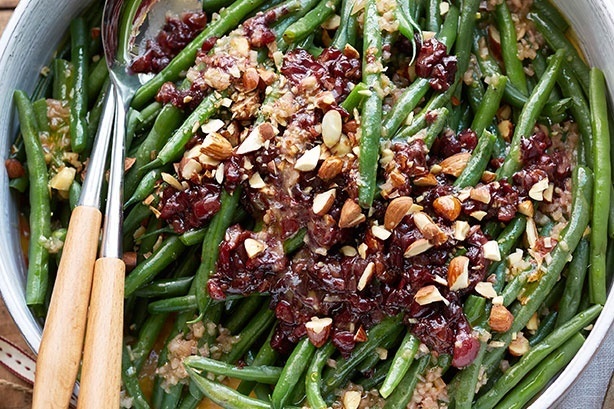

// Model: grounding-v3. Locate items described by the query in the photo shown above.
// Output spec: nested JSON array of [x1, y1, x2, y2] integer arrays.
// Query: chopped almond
[[384, 196, 414, 230], [339, 199, 366, 229], [489, 304, 514, 332], [305, 317, 332, 348], [448, 256, 470, 291], [433, 195, 461, 221], [440, 152, 471, 177], [312, 189, 336, 216], [415, 285, 448, 306]]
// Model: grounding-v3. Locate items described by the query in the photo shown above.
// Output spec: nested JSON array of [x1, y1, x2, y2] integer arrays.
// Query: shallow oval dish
[[0, 0, 613, 407]]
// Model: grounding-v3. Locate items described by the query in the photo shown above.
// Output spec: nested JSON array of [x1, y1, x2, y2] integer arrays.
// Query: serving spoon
[[31, 1, 201, 408]]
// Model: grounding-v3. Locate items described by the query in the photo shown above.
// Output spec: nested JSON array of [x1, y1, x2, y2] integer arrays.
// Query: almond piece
[[433, 195, 462, 221], [305, 317, 333, 347], [528, 177, 549, 201], [475, 282, 498, 299], [237, 126, 264, 154], [413, 212, 447, 245], [342, 390, 362, 409], [448, 256, 470, 291], [453, 220, 471, 241], [508, 333, 530, 356], [249, 173, 266, 189], [483, 240, 501, 261], [339, 199, 366, 229], [413, 173, 438, 186], [525, 217, 538, 249], [318, 156, 344, 180], [295, 145, 321, 172], [161, 172, 185, 191], [440, 152, 472, 177], [357, 262, 375, 291], [322, 110, 343, 148], [244, 238, 266, 258], [371, 225, 392, 240], [200, 118, 225, 134], [517, 200, 534, 217], [489, 304, 514, 332], [415, 285, 448, 306], [470, 186, 491, 204], [180, 158, 203, 180], [384, 196, 414, 230], [201, 133, 233, 160], [354, 326, 368, 342], [404, 238, 434, 258], [50, 167, 76, 192], [313, 189, 337, 216]]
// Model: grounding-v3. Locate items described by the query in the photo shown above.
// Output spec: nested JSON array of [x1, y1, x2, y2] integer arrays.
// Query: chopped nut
[[322, 110, 343, 148], [354, 326, 368, 342], [413, 212, 447, 245], [508, 333, 530, 356], [413, 173, 438, 186], [305, 317, 333, 348], [489, 304, 514, 332], [295, 145, 321, 172], [49, 167, 76, 191], [483, 240, 501, 261], [342, 390, 362, 409], [448, 256, 470, 291], [371, 225, 392, 240], [384, 196, 414, 230], [312, 189, 337, 216], [201, 133, 233, 161], [475, 282, 498, 299], [249, 173, 266, 189], [470, 210, 487, 221], [200, 118, 225, 134], [440, 152, 472, 177], [404, 238, 434, 258], [525, 218, 538, 249], [339, 199, 366, 229], [180, 158, 203, 180], [481, 171, 497, 183], [318, 156, 344, 180], [543, 183, 554, 202], [518, 200, 534, 217], [528, 177, 549, 201], [415, 285, 449, 306], [433, 195, 462, 221], [357, 243, 368, 259], [470, 186, 491, 204], [341, 246, 357, 257], [527, 313, 540, 332], [244, 238, 266, 258], [357, 262, 375, 291], [162, 172, 185, 191], [236, 126, 264, 154], [453, 220, 471, 241]]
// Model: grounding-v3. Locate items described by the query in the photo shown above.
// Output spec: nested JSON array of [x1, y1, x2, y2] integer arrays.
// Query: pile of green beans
[[8, 0, 613, 408]]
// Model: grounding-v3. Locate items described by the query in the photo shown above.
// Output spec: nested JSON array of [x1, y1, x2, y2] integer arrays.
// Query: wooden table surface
[[0, 3, 35, 409]]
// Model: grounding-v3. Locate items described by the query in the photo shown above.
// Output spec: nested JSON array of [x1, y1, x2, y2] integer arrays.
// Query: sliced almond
[[433, 195, 461, 221], [525, 217, 538, 249], [305, 317, 333, 347], [200, 118, 225, 134], [371, 225, 392, 241], [342, 390, 362, 409], [339, 199, 366, 229], [470, 186, 491, 204], [318, 156, 344, 180], [453, 221, 471, 241], [528, 177, 549, 201], [404, 238, 433, 258], [384, 196, 414, 230], [322, 110, 343, 148], [244, 238, 266, 258], [489, 304, 514, 332], [517, 200, 534, 217], [483, 240, 501, 261], [413, 173, 438, 186], [448, 256, 470, 291], [201, 133, 233, 161], [295, 145, 321, 172], [313, 189, 337, 216], [341, 246, 357, 257], [162, 172, 185, 191], [415, 285, 449, 306], [236, 126, 264, 154], [180, 158, 203, 180], [543, 183, 554, 202], [357, 262, 375, 291], [475, 282, 498, 299], [440, 152, 471, 177]]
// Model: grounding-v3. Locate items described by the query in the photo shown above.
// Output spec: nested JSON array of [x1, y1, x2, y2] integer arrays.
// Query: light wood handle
[[77, 257, 125, 409], [32, 205, 102, 409]]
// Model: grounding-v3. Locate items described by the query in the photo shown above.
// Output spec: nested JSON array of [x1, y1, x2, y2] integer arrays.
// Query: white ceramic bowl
[[0, 1, 613, 407]]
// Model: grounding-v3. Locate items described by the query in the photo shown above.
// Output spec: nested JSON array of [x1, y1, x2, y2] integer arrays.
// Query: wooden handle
[[32, 205, 102, 409], [77, 257, 125, 409]]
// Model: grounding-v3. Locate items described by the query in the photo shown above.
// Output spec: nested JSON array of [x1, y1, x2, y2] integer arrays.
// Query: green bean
[[283, 228, 306, 254], [528, 311, 557, 346], [202, 0, 236, 13], [425, 0, 441, 32], [135, 276, 194, 299], [195, 188, 242, 315], [131, 0, 268, 109], [609, 186, 614, 239], [323, 315, 403, 394], [454, 130, 496, 188], [464, 295, 487, 326], [501, 266, 533, 307], [185, 356, 282, 383], [494, 1, 528, 95], [423, 107, 450, 148], [396, 0, 421, 45], [453, 340, 487, 409], [454, 0, 480, 81], [497, 48, 565, 180], [69, 18, 90, 154], [236, 328, 279, 396], [271, 338, 316, 409], [331, 0, 358, 50], [122, 344, 151, 409], [87, 55, 108, 104], [556, 238, 589, 326], [530, 12, 590, 94], [340, 82, 368, 114], [395, 84, 456, 140], [532, 0, 569, 33], [140, 93, 224, 173], [224, 303, 276, 364], [471, 75, 508, 138], [224, 295, 264, 334], [124, 104, 184, 197], [52, 59, 73, 101], [15, 91, 52, 315], [357, 0, 383, 208], [383, 354, 430, 409], [32, 99, 50, 133], [125, 236, 186, 297], [379, 331, 420, 398], [86, 79, 110, 141], [69, 181, 81, 211], [131, 313, 169, 371], [283, 0, 340, 44], [589, 67, 610, 305], [382, 4, 459, 138], [148, 295, 196, 314], [124, 167, 164, 209], [305, 343, 335, 409]]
